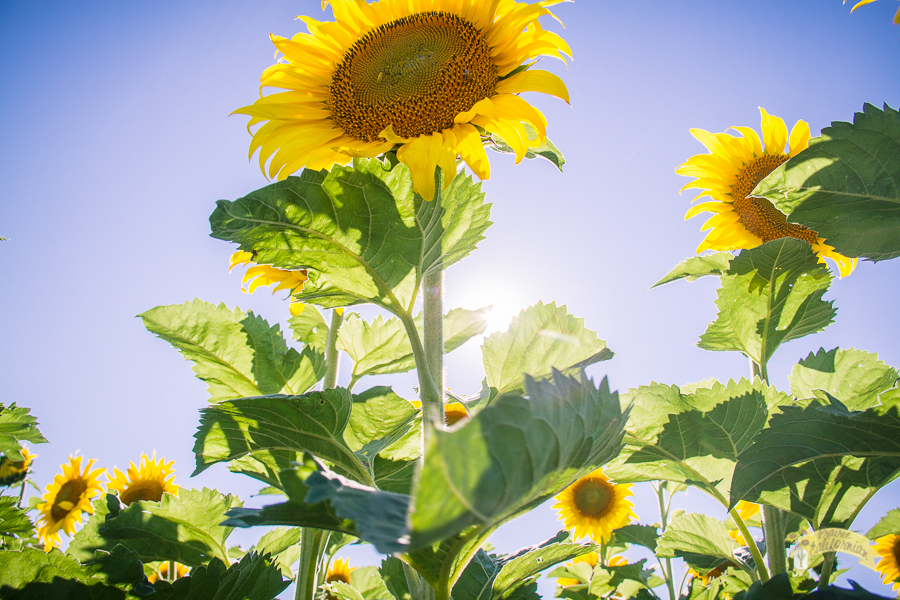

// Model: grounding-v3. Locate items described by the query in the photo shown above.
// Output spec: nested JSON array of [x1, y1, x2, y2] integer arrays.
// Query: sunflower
[[410, 399, 469, 426], [553, 469, 636, 542], [326, 557, 356, 600], [147, 562, 190, 583], [677, 108, 857, 278], [107, 452, 179, 506], [874, 534, 900, 593], [36, 456, 105, 551], [0, 447, 34, 486], [845, 0, 900, 25], [230, 251, 309, 316], [234, 0, 571, 201]]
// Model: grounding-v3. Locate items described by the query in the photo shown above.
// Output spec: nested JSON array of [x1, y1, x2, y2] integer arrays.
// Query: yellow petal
[[728, 126, 763, 157], [759, 107, 788, 154], [850, 0, 878, 11], [452, 123, 491, 180], [396, 133, 443, 201], [788, 120, 811, 157], [495, 69, 570, 103]]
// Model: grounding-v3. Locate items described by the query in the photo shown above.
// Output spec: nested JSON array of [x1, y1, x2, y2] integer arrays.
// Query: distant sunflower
[[553, 469, 636, 542], [230, 251, 309, 316], [326, 557, 356, 599], [234, 0, 571, 201], [845, 0, 900, 25], [147, 562, 190, 583], [874, 534, 900, 593], [36, 456, 105, 551], [0, 447, 34, 486], [556, 552, 599, 587], [410, 399, 469, 426], [107, 453, 179, 506], [677, 108, 856, 278]]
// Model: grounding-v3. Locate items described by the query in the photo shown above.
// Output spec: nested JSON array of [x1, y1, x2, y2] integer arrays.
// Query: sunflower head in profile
[[874, 534, 900, 593], [234, 0, 571, 201], [36, 456, 105, 551], [0, 447, 35, 487], [147, 562, 190, 583], [410, 399, 470, 426], [230, 251, 308, 316], [677, 108, 857, 278], [325, 557, 356, 600], [107, 453, 179, 506], [553, 469, 636, 542]]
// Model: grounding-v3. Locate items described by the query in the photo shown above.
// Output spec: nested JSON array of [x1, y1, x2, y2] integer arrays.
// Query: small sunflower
[[556, 551, 599, 587], [677, 108, 857, 278], [553, 469, 636, 542], [874, 534, 900, 593], [147, 562, 190, 583], [36, 456, 105, 551], [0, 447, 35, 486], [235, 0, 571, 201], [326, 557, 356, 599], [230, 251, 309, 316], [410, 399, 470, 426], [107, 453, 179, 506], [845, 0, 900, 25]]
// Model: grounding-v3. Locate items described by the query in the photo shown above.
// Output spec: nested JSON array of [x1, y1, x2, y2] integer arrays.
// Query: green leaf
[[379, 557, 412, 600], [350, 566, 394, 600], [611, 524, 659, 552], [193, 388, 373, 488], [605, 378, 789, 502], [0, 548, 126, 600], [150, 553, 289, 600], [491, 532, 595, 599], [252, 527, 301, 578], [327, 581, 366, 600], [410, 371, 627, 547], [753, 103, 900, 262], [140, 300, 325, 403], [653, 252, 734, 287], [344, 387, 420, 465], [338, 307, 489, 386], [69, 489, 241, 566], [481, 302, 613, 399], [0, 496, 33, 539], [699, 239, 835, 366], [656, 513, 734, 563], [730, 398, 900, 528], [0, 403, 48, 459], [732, 572, 794, 600], [867, 508, 900, 539], [288, 305, 330, 352], [789, 348, 899, 410], [209, 159, 491, 313], [489, 123, 565, 171]]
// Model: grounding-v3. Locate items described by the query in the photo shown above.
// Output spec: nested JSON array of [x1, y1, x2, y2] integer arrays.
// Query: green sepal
[[488, 123, 565, 171], [653, 252, 734, 287], [753, 103, 900, 262], [0, 403, 48, 459]]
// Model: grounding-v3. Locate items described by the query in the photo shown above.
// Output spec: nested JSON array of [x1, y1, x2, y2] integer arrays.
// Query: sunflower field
[[2, 1, 900, 599]]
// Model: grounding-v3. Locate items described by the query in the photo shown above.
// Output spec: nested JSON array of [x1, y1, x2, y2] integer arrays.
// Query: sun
[[107, 452, 179, 506], [234, 0, 571, 201], [36, 456, 105, 551], [677, 107, 856, 278], [553, 469, 636, 542]]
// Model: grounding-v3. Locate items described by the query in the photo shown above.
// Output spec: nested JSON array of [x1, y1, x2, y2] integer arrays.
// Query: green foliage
[[481, 302, 613, 400], [0, 496, 33, 541], [699, 239, 835, 367], [140, 300, 325, 403], [656, 514, 735, 563], [379, 557, 412, 600], [326, 566, 394, 600], [754, 103, 900, 262], [343, 386, 420, 465], [150, 553, 288, 600], [288, 305, 330, 352], [789, 347, 899, 410], [68, 489, 240, 567], [867, 508, 900, 539], [337, 307, 489, 387], [606, 378, 790, 502], [730, 396, 900, 528], [611, 524, 660, 553], [209, 159, 491, 313], [251, 527, 301, 578], [0, 403, 48, 459], [489, 123, 566, 171], [653, 252, 734, 287]]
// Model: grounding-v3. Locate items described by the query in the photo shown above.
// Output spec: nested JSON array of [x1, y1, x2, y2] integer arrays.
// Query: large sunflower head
[[677, 107, 857, 278], [36, 456, 105, 551], [0, 447, 35, 486], [235, 0, 571, 201], [230, 251, 308, 316], [553, 469, 636, 542], [874, 534, 900, 592], [107, 452, 179, 506]]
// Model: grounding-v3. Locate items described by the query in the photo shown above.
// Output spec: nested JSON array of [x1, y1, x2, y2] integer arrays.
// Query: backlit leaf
[[789, 347, 898, 410], [867, 509, 900, 539], [656, 513, 734, 562], [150, 553, 289, 600], [0, 548, 126, 600], [653, 252, 734, 287], [0, 403, 48, 459]]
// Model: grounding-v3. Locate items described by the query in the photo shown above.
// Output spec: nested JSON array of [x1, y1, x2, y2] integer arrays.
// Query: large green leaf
[[605, 378, 790, 502], [140, 300, 325, 403], [699, 239, 835, 367], [0, 548, 127, 600], [867, 509, 900, 539], [209, 159, 491, 313], [656, 513, 735, 562], [0, 403, 48, 459], [68, 489, 240, 566], [0, 496, 33, 539], [653, 252, 734, 288], [481, 302, 613, 400], [411, 371, 627, 547], [193, 388, 373, 487], [610, 524, 659, 553], [344, 387, 420, 465], [754, 103, 900, 262], [150, 553, 289, 600], [288, 305, 330, 352], [338, 307, 489, 387], [252, 527, 302, 578], [730, 396, 900, 528], [789, 348, 898, 409]]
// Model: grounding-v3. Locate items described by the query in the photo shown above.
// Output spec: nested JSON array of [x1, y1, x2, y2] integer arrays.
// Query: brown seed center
[[573, 479, 613, 517], [120, 480, 166, 506], [51, 479, 87, 521]]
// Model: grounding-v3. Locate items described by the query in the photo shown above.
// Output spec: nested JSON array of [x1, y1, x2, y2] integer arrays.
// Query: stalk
[[655, 483, 677, 600], [323, 308, 344, 390], [817, 552, 835, 592], [762, 505, 787, 575], [421, 179, 445, 428]]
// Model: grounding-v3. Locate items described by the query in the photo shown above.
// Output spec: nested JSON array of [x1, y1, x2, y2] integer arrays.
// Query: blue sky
[[2, 0, 899, 596]]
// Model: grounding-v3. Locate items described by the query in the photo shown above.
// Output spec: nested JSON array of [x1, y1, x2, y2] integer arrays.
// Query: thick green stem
[[423, 268, 444, 427], [727, 504, 768, 582], [295, 529, 325, 600], [323, 309, 344, 389], [655, 483, 677, 600], [817, 552, 835, 591], [168, 560, 177, 582], [762, 505, 787, 575]]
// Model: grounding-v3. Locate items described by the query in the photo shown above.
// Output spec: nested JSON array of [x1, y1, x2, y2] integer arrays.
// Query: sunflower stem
[[16, 478, 26, 509], [729, 504, 767, 582], [324, 309, 344, 390], [817, 551, 835, 591], [655, 482, 677, 600], [762, 505, 787, 575], [168, 560, 176, 582], [295, 528, 325, 600], [422, 176, 445, 429]]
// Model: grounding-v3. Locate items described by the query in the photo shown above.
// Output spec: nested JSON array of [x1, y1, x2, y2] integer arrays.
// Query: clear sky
[[2, 0, 899, 596]]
